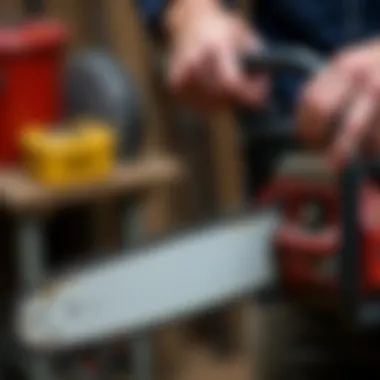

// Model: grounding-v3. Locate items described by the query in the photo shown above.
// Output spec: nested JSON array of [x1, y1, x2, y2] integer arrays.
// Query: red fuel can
[[0, 19, 68, 166]]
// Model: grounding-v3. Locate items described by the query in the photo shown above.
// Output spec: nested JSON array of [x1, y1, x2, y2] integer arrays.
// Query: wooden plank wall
[[105, 0, 178, 236], [0, 0, 23, 18]]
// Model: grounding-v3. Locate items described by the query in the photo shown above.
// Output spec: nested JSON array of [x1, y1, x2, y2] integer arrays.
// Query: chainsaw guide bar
[[16, 211, 279, 353]]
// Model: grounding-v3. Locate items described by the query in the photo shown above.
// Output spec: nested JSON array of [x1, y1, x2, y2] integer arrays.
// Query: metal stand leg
[[122, 203, 152, 380], [131, 336, 152, 380], [17, 217, 53, 380], [17, 218, 45, 290]]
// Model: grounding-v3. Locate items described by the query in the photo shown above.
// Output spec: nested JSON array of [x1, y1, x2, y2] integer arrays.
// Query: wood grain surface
[[1, 155, 185, 215]]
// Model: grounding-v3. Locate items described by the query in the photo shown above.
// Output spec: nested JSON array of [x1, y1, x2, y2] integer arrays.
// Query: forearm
[[136, 0, 244, 41], [166, 0, 219, 25], [165, 0, 239, 33], [167, 0, 219, 7], [167, 0, 235, 15], [167, 0, 252, 12]]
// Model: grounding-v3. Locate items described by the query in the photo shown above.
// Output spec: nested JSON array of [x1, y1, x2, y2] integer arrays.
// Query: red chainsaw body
[[262, 178, 380, 296]]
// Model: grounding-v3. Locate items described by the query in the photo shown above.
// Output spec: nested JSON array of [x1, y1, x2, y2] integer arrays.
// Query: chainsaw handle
[[339, 160, 363, 326], [240, 45, 325, 144], [339, 159, 380, 328], [161, 44, 324, 89], [240, 44, 324, 78], [243, 46, 380, 327]]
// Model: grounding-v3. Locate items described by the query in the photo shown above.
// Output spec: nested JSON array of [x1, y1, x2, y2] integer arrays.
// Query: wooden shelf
[[0, 155, 185, 215]]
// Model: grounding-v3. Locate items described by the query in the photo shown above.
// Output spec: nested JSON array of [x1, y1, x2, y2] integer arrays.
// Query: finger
[[173, 78, 226, 110], [170, 48, 236, 110], [363, 115, 380, 157], [297, 68, 355, 148], [237, 22, 263, 52], [172, 65, 230, 110], [168, 54, 183, 90], [212, 41, 241, 90], [234, 32, 270, 106], [212, 41, 269, 107], [329, 89, 378, 169], [233, 75, 270, 107], [169, 45, 210, 91], [184, 45, 236, 109], [198, 48, 225, 95], [358, 78, 380, 158]]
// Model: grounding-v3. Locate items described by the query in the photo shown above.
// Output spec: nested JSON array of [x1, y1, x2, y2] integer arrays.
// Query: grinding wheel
[[65, 50, 144, 158]]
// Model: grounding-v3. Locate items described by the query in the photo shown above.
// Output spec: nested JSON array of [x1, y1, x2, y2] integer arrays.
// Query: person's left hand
[[297, 39, 380, 169]]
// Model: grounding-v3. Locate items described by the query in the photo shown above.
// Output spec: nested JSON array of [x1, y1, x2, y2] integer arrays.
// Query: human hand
[[165, 1, 269, 111], [297, 39, 380, 169]]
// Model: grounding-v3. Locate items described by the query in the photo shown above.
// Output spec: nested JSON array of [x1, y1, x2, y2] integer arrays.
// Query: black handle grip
[[240, 45, 325, 144], [241, 45, 324, 78], [339, 160, 363, 326], [341, 159, 380, 329]]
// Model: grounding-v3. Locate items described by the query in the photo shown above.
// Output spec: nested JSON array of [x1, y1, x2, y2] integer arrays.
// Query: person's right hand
[[165, 1, 270, 111]]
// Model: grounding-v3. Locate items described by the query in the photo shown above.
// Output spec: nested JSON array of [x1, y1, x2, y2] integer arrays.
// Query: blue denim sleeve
[[135, 0, 167, 38], [135, 0, 237, 38]]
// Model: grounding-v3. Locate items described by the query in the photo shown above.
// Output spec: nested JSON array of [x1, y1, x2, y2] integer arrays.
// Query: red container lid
[[0, 19, 69, 54]]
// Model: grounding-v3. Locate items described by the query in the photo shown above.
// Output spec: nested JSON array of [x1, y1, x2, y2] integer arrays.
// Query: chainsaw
[[15, 45, 380, 355]]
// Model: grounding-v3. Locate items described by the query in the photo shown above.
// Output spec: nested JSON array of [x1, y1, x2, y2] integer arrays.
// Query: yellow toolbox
[[21, 119, 117, 189]]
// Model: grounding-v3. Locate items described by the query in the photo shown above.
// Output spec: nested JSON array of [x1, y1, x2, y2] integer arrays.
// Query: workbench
[[0, 154, 185, 380]]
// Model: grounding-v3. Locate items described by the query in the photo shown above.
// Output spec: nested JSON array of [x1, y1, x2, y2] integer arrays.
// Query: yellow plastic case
[[21, 119, 117, 189]]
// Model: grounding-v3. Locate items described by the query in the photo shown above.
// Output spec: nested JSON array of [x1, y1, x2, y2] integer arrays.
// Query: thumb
[[234, 33, 270, 106]]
